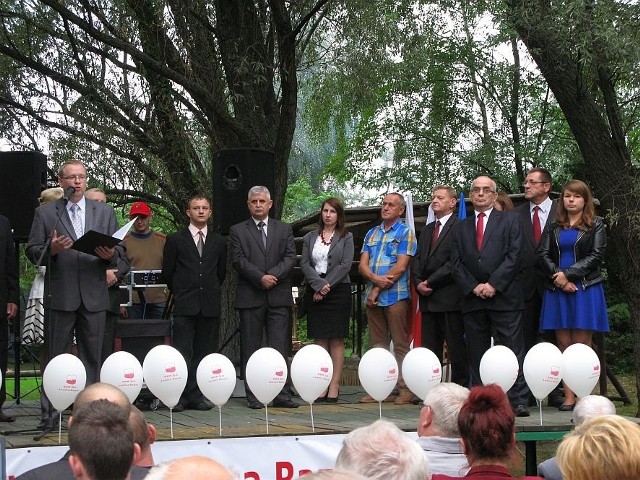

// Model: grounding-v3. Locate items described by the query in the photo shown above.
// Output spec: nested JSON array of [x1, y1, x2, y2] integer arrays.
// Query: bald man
[[145, 456, 236, 480]]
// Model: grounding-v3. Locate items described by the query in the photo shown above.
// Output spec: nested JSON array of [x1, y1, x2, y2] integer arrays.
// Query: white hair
[[335, 419, 430, 480], [573, 395, 616, 426], [424, 382, 470, 437], [247, 185, 271, 200]]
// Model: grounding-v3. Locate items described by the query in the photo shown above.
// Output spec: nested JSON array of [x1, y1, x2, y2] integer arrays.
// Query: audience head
[[418, 382, 470, 438], [39, 187, 64, 204], [557, 415, 640, 480], [457, 384, 515, 465], [493, 192, 514, 211], [130, 405, 156, 467], [573, 395, 616, 426], [317, 197, 347, 237], [335, 419, 429, 480], [72, 382, 131, 416], [68, 399, 138, 480], [144, 456, 237, 480]]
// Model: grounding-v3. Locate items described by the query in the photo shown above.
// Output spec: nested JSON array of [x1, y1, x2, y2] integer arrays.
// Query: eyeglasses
[[419, 403, 430, 411], [522, 180, 548, 186], [61, 175, 87, 181], [471, 187, 496, 194]]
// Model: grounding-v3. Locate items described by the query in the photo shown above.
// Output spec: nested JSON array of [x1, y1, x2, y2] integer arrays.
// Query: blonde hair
[[557, 415, 640, 480], [39, 187, 64, 204]]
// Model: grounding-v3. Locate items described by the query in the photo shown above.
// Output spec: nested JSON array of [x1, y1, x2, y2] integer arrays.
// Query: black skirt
[[306, 283, 351, 339]]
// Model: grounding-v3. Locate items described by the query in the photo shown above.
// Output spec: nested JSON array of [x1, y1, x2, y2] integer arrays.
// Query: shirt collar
[[437, 212, 454, 226], [188, 224, 207, 238], [253, 217, 268, 227], [475, 207, 494, 218], [531, 196, 553, 213], [68, 196, 86, 211], [380, 219, 402, 233]]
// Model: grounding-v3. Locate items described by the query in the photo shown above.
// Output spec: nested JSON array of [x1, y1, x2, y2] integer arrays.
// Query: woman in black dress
[[300, 197, 354, 402]]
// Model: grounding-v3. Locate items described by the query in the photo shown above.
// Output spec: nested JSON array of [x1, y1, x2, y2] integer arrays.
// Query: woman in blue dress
[[538, 180, 608, 410]]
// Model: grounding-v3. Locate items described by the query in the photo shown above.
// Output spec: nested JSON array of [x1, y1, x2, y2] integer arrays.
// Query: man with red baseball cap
[[122, 201, 167, 320]]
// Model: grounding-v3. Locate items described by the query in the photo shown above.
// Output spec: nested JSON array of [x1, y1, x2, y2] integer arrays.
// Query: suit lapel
[[181, 229, 199, 257], [84, 200, 95, 235], [247, 219, 264, 251], [327, 232, 341, 254], [480, 211, 501, 251], [57, 200, 76, 240]]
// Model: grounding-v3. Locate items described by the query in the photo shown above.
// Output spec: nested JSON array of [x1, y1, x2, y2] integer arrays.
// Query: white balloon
[[100, 351, 144, 403], [480, 345, 519, 393], [402, 348, 442, 401], [562, 344, 601, 398], [43, 354, 87, 411], [523, 342, 563, 400], [142, 345, 187, 409], [196, 353, 237, 407], [245, 348, 288, 405], [358, 348, 398, 402], [291, 345, 333, 403]]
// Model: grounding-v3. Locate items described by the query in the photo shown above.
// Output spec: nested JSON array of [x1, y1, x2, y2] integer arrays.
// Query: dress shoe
[[0, 412, 15, 423], [548, 395, 565, 408], [359, 394, 397, 404], [558, 403, 576, 411], [37, 417, 59, 431], [394, 389, 415, 405], [325, 389, 340, 403], [172, 402, 185, 413], [316, 393, 327, 403], [272, 399, 299, 408], [189, 401, 213, 411], [514, 404, 530, 417], [247, 400, 263, 409]]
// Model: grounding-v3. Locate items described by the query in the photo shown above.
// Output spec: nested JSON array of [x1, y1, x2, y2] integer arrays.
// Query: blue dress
[[539, 229, 609, 332]]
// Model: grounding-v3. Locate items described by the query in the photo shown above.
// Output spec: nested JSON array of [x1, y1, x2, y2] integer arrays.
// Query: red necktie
[[476, 212, 485, 250], [532, 206, 542, 245], [432, 220, 441, 245]]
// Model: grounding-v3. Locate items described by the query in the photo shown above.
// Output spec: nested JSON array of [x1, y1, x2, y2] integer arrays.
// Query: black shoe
[[37, 417, 59, 431], [172, 402, 185, 413], [316, 393, 327, 403], [514, 404, 530, 417], [247, 400, 263, 409], [189, 401, 213, 411], [548, 395, 565, 408], [558, 403, 576, 411], [272, 399, 299, 408], [0, 412, 15, 423]]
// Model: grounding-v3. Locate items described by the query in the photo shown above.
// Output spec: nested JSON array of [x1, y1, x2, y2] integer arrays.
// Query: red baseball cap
[[129, 201, 151, 217]]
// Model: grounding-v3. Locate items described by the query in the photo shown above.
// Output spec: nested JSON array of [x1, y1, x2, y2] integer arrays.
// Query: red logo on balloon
[[432, 365, 440, 374], [212, 368, 222, 374], [320, 367, 329, 373], [275, 369, 284, 377], [593, 364, 600, 371], [66, 376, 77, 385], [165, 364, 176, 373], [550, 367, 560, 376], [123, 369, 135, 379], [389, 368, 396, 375]]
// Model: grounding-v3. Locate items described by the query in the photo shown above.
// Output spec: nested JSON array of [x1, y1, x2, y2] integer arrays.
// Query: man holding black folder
[[26, 160, 123, 430]]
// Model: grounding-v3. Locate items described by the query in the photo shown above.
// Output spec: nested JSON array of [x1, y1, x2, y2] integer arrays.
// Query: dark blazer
[[411, 216, 461, 312], [162, 228, 226, 317], [515, 199, 557, 299], [0, 216, 18, 315], [300, 230, 354, 292], [538, 217, 606, 290], [25, 198, 121, 312], [229, 218, 296, 308], [451, 209, 524, 313]]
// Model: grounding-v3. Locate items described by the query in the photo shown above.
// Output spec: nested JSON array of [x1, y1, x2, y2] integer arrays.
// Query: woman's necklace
[[320, 229, 335, 246]]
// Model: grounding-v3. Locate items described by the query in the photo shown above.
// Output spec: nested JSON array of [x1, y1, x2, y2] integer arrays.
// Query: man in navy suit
[[26, 160, 124, 430], [162, 195, 226, 411], [412, 186, 467, 387], [451, 176, 529, 417], [229, 186, 298, 409]]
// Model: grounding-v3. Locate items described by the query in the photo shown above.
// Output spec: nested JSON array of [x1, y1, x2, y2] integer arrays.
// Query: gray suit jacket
[[300, 230, 354, 292], [26, 198, 121, 312], [229, 218, 296, 308]]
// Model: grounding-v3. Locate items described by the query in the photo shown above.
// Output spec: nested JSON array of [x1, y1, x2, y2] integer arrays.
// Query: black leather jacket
[[538, 216, 606, 290]]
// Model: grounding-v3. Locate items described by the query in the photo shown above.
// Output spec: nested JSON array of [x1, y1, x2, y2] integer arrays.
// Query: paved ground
[[0, 386, 575, 448]]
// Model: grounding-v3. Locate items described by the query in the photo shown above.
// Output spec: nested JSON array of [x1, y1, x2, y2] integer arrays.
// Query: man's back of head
[[419, 382, 470, 438], [68, 399, 138, 480], [573, 395, 616, 426], [335, 419, 429, 480], [130, 405, 156, 468], [73, 382, 131, 415], [144, 456, 236, 480]]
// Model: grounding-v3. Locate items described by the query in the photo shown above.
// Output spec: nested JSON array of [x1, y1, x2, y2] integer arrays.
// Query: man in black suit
[[26, 160, 124, 430], [229, 186, 298, 409], [515, 167, 560, 406], [162, 195, 227, 411], [0, 215, 18, 422], [451, 176, 529, 417], [412, 186, 468, 387]]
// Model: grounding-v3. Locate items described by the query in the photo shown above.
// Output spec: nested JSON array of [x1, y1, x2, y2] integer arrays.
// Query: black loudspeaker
[[212, 148, 275, 235], [0, 151, 47, 241]]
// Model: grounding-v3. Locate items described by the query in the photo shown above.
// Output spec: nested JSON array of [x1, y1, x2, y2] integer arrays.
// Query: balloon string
[[539, 401, 543, 426], [310, 403, 315, 433], [265, 405, 269, 435], [58, 412, 62, 444], [378, 401, 382, 419], [170, 409, 174, 439], [219, 406, 222, 437]]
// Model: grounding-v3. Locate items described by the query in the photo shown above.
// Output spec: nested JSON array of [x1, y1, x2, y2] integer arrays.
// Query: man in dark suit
[[162, 195, 226, 411], [451, 176, 530, 417], [515, 167, 560, 406], [26, 160, 124, 430], [412, 186, 468, 387], [229, 185, 298, 409], [0, 215, 18, 422]]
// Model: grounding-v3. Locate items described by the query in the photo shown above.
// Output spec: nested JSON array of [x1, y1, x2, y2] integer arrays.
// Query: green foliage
[[606, 302, 634, 373]]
